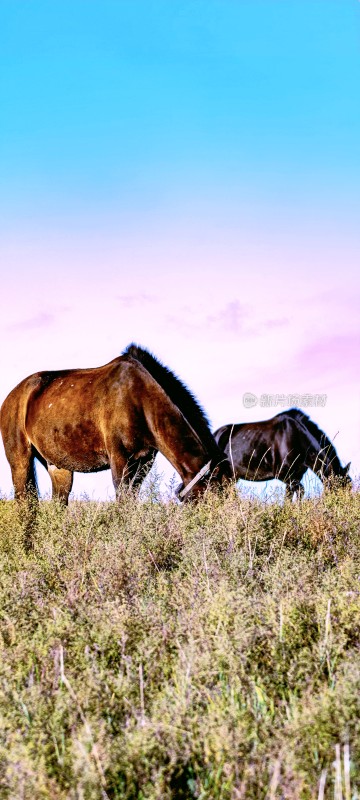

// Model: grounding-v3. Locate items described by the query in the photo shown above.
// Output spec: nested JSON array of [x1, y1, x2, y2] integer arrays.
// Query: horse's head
[[208, 455, 233, 485], [176, 455, 232, 502], [339, 461, 352, 486], [327, 460, 352, 490]]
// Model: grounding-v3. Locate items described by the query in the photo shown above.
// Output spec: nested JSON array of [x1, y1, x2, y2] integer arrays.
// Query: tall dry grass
[[0, 479, 359, 798]]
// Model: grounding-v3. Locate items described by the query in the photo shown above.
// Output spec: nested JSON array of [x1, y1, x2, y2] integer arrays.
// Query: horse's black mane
[[281, 408, 342, 469], [123, 343, 220, 454]]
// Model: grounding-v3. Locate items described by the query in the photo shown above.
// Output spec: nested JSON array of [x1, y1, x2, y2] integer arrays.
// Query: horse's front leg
[[110, 446, 157, 497], [109, 448, 130, 499], [125, 449, 157, 490], [285, 481, 304, 501], [47, 465, 73, 505]]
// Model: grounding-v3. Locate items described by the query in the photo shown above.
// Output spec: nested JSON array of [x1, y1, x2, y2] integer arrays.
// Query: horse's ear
[[345, 462, 351, 474]]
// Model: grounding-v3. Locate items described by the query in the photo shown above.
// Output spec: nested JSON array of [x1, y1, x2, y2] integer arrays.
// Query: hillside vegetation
[[0, 481, 359, 799]]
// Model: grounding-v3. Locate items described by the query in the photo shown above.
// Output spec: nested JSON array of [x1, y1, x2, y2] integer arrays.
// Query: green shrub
[[0, 482, 359, 798]]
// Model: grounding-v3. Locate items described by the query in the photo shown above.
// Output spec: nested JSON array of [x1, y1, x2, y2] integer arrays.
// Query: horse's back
[[0, 355, 151, 475], [213, 423, 247, 452], [0, 357, 129, 448]]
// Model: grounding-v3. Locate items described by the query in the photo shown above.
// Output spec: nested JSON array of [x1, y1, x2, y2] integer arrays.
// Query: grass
[[0, 479, 360, 798]]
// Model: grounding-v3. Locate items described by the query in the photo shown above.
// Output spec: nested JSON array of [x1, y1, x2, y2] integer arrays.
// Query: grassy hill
[[0, 482, 359, 799]]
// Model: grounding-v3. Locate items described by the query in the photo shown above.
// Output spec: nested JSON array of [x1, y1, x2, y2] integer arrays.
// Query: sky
[[1, 0, 359, 499]]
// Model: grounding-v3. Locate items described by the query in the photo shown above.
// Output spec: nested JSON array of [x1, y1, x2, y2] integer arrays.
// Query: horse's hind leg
[[10, 444, 38, 501], [48, 465, 73, 505], [9, 445, 38, 548]]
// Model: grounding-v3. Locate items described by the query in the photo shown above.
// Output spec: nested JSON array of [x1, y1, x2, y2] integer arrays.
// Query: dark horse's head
[[332, 460, 352, 487]]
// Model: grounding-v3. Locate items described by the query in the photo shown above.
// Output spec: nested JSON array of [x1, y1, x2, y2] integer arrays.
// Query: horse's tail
[[284, 408, 344, 477], [26, 454, 39, 498], [0, 400, 4, 440], [0, 384, 40, 500]]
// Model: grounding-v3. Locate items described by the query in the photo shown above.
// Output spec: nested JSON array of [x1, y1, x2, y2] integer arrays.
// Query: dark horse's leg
[[285, 480, 305, 501], [47, 465, 74, 505], [277, 454, 306, 502]]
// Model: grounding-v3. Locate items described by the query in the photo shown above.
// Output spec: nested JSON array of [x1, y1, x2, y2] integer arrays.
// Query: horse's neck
[[300, 423, 339, 476], [318, 440, 342, 476], [145, 385, 208, 480]]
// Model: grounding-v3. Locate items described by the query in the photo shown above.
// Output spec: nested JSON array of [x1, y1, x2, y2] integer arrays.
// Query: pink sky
[[1, 214, 359, 500]]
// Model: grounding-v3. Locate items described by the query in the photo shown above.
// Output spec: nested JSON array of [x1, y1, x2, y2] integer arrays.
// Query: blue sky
[[1, 1, 359, 498], [2, 1, 359, 214]]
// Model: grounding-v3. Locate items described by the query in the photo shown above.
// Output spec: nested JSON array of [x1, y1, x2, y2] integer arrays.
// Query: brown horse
[[214, 408, 351, 499], [0, 345, 231, 505]]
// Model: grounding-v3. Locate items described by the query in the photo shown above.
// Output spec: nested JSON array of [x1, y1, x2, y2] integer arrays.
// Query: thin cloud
[[263, 317, 289, 330], [165, 307, 289, 339], [296, 334, 360, 375], [117, 294, 157, 309], [165, 301, 251, 337], [206, 301, 250, 334], [6, 312, 54, 332]]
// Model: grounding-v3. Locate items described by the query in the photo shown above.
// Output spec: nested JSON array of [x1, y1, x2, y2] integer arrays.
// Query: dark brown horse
[[0, 345, 231, 505], [214, 408, 351, 499]]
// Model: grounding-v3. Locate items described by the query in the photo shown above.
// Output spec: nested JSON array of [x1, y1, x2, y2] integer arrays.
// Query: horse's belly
[[27, 414, 109, 472], [44, 444, 109, 472]]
